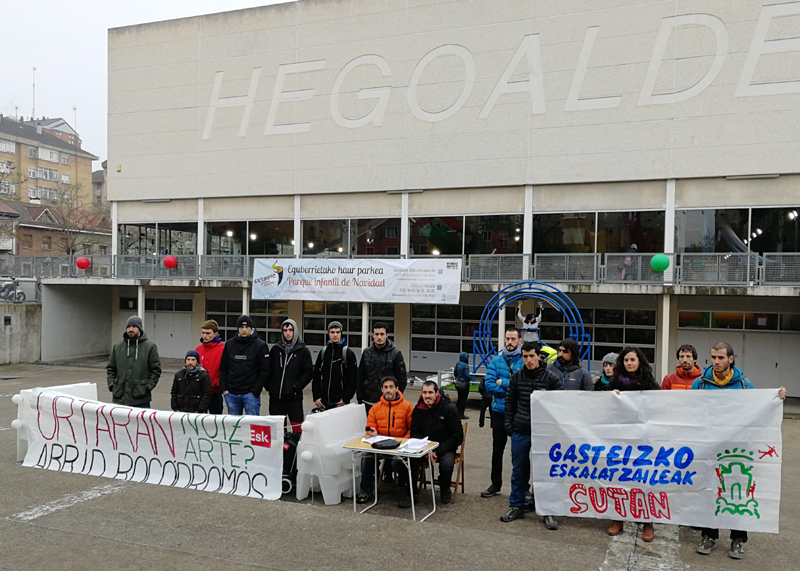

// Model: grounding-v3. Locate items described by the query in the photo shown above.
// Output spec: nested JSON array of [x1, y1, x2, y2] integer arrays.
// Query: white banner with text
[[531, 390, 782, 532], [252, 258, 462, 304], [23, 389, 284, 500]]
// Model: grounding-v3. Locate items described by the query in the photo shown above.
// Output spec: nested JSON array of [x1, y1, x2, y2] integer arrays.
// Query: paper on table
[[361, 435, 390, 444], [400, 438, 429, 451]]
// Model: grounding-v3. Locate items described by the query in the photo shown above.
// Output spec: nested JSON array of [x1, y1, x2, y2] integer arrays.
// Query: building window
[[61, 155, 70, 165], [410, 216, 465, 256], [0, 161, 10, 174], [21, 234, 33, 249], [597, 211, 665, 254], [749, 207, 800, 254], [532, 212, 596, 254], [0, 140, 15, 154], [411, 304, 498, 355], [59, 238, 68, 251], [27, 166, 58, 181], [28, 147, 38, 159], [302, 220, 349, 256], [675, 209, 748, 253], [42, 236, 52, 251], [99, 245, 108, 255], [84, 244, 93, 255], [61, 174, 70, 184], [354, 218, 402, 257], [464, 214, 524, 255], [0, 181, 15, 195], [206, 298, 285, 343], [28, 186, 58, 200]]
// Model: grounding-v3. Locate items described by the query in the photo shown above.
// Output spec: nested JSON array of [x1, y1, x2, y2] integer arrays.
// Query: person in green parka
[[106, 316, 162, 408]]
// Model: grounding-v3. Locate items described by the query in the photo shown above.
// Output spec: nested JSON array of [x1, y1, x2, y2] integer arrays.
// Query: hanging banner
[[23, 389, 284, 500], [251, 258, 462, 304], [531, 390, 782, 532]]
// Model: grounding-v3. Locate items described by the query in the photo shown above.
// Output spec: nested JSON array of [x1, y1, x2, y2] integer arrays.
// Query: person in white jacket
[[517, 300, 544, 343]]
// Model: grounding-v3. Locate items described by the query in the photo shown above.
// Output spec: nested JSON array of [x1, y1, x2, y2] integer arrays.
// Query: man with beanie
[[197, 319, 225, 414], [171, 350, 213, 413], [313, 321, 357, 410], [219, 315, 270, 416], [357, 321, 407, 413], [481, 327, 524, 499], [106, 316, 162, 408], [501, 341, 562, 526], [593, 352, 619, 391], [268, 318, 313, 429]]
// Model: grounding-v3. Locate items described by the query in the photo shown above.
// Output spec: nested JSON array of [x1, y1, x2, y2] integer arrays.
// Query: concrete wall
[[0, 303, 41, 364], [41, 285, 112, 361]]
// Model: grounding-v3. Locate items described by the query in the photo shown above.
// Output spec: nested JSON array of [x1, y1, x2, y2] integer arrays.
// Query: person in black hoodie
[[501, 342, 562, 529], [171, 350, 213, 413], [219, 315, 270, 416], [357, 321, 407, 413], [402, 381, 463, 507], [312, 321, 357, 410], [268, 318, 313, 430]]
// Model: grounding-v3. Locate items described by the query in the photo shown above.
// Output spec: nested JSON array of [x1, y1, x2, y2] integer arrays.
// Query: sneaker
[[728, 538, 744, 560], [607, 520, 624, 536], [460, 415, 469, 420], [398, 494, 418, 509], [440, 488, 452, 505], [481, 485, 500, 498], [500, 507, 525, 522], [696, 536, 716, 555], [356, 492, 372, 505], [543, 515, 559, 530]]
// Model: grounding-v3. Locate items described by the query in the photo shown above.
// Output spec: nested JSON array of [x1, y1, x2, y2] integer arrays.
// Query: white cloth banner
[[531, 390, 782, 532], [23, 389, 285, 500], [251, 258, 462, 304]]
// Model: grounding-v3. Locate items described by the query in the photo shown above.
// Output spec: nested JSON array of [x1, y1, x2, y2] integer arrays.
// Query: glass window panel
[[412, 337, 436, 352], [462, 306, 484, 321], [462, 339, 474, 354], [303, 219, 348, 256], [679, 311, 710, 328], [371, 303, 395, 318], [412, 321, 435, 335], [594, 345, 622, 361], [268, 301, 288, 315], [348, 335, 362, 347], [626, 310, 656, 326], [641, 347, 656, 363], [750, 207, 800, 254], [155, 299, 173, 311], [464, 214, 524, 255], [349, 318, 363, 332], [437, 305, 461, 320], [371, 319, 393, 333], [532, 212, 595, 253], [304, 333, 325, 346], [257, 330, 267, 342], [595, 309, 624, 325], [348, 303, 362, 316], [409, 216, 464, 256], [158, 222, 197, 256], [437, 338, 461, 353], [304, 317, 326, 331], [268, 316, 285, 329], [326, 302, 348, 316], [710, 312, 744, 329], [226, 315, 240, 328], [744, 313, 779, 331], [119, 297, 137, 311], [412, 305, 436, 319], [206, 221, 247, 255], [780, 314, 800, 331], [354, 218, 402, 256], [251, 315, 267, 329], [247, 220, 294, 256], [625, 328, 656, 345], [675, 209, 749, 253], [597, 211, 665, 254], [206, 299, 226, 312], [207, 314, 226, 326], [594, 327, 624, 344], [174, 299, 193, 312], [304, 301, 325, 314], [576, 308, 593, 324], [541, 308, 564, 323], [227, 300, 242, 314], [268, 331, 281, 344], [250, 300, 268, 313], [437, 322, 462, 337], [463, 322, 479, 339], [144, 298, 156, 311], [540, 325, 563, 343]]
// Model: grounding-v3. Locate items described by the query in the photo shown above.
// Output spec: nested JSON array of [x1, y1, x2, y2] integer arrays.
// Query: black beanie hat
[[185, 350, 200, 361], [237, 315, 253, 328]]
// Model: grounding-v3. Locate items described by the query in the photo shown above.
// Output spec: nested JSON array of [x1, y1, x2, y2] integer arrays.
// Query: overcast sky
[[0, 0, 293, 167]]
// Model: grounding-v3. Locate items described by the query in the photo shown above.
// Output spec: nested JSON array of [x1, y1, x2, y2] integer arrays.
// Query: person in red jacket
[[196, 319, 225, 414], [661, 344, 702, 390]]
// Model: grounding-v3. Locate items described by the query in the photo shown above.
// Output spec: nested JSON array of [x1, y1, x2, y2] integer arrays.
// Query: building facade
[[37, 0, 800, 394]]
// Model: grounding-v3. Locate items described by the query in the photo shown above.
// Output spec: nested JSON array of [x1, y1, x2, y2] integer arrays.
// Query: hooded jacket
[[662, 365, 703, 390], [691, 365, 754, 390], [219, 331, 270, 396], [106, 330, 162, 406], [505, 365, 562, 435], [410, 391, 463, 455], [171, 366, 213, 413], [268, 321, 313, 400], [357, 339, 408, 404], [547, 360, 594, 391], [454, 352, 471, 389], [312, 340, 358, 404], [366, 390, 414, 438], [196, 334, 225, 394], [485, 351, 523, 414]]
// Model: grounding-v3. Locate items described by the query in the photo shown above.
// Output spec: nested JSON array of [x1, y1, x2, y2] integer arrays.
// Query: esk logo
[[250, 424, 272, 448]]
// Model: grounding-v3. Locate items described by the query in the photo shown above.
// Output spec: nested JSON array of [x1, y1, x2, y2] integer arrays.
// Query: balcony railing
[[2, 252, 800, 287]]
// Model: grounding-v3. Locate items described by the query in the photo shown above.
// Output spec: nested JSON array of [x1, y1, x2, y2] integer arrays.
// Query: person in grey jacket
[[268, 318, 313, 430], [546, 338, 593, 391]]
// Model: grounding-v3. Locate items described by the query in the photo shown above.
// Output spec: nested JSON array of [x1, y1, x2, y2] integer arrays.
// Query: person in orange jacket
[[356, 376, 414, 504], [661, 344, 702, 390]]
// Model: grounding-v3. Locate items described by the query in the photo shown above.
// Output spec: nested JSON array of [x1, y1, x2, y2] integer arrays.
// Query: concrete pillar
[[394, 303, 411, 361], [111, 201, 118, 257], [192, 290, 206, 336], [523, 184, 533, 279], [110, 284, 120, 348], [137, 285, 146, 330], [288, 300, 303, 335], [242, 287, 249, 316], [656, 294, 678, 383], [293, 195, 301, 257], [400, 192, 409, 258], [197, 198, 204, 259], [664, 179, 676, 284], [362, 302, 369, 349], [498, 305, 506, 351]]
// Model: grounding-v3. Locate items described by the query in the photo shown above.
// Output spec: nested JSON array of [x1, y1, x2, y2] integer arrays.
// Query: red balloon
[[163, 255, 178, 269], [76, 257, 91, 270]]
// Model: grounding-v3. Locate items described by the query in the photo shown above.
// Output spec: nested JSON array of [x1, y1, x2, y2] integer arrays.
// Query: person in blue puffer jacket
[[453, 352, 472, 420], [480, 327, 524, 499]]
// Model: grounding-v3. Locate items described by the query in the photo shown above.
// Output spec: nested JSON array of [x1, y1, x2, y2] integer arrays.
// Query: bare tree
[[44, 182, 111, 255]]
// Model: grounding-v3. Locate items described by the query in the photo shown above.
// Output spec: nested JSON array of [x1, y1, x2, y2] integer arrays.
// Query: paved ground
[[1, 362, 798, 570]]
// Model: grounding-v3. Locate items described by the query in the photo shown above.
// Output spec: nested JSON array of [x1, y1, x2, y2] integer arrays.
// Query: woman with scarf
[[593, 352, 618, 391], [606, 346, 660, 541]]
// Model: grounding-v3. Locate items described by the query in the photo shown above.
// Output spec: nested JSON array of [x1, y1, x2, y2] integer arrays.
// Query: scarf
[[710, 368, 735, 387], [501, 346, 521, 357]]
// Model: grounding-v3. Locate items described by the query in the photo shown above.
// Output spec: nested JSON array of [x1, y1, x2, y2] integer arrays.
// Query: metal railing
[[3, 252, 800, 287]]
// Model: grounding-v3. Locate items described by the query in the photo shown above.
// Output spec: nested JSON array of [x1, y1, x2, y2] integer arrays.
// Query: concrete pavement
[[1, 363, 798, 570]]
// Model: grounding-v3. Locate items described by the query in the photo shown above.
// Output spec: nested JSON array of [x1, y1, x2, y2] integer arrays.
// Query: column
[[497, 305, 506, 352], [664, 179, 676, 284], [137, 285, 145, 329], [111, 201, 119, 257], [288, 300, 304, 335], [400, 192, 409, 258], [362, 302, 369, 349], [197, 198, 204, 272], [294, 195, 301, 258], [394, 303, 411, 362], [523, 184, 533, 279], [656, 294, 678, 383], [242, 286, 249, 316]]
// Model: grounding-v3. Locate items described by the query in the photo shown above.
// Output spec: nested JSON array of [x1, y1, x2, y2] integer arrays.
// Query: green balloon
[[650, 254, 670, 272]]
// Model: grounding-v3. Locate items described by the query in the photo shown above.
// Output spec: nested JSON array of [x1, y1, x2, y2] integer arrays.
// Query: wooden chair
[[419, 422, 468, 503]]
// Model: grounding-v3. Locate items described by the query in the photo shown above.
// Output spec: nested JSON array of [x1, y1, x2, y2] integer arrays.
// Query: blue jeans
[[224, 393, 260, 416], [509, 432, 532, 508], [134, 403, 150, 409]]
